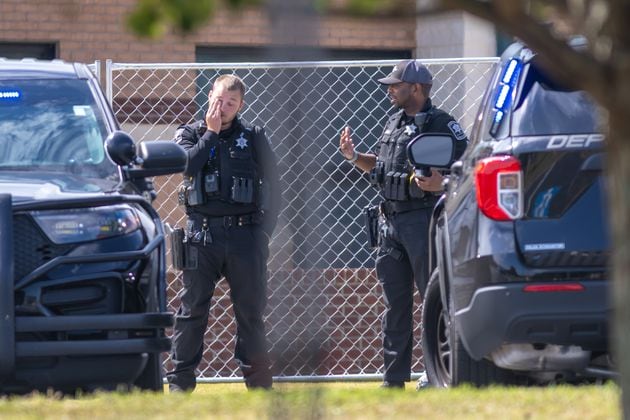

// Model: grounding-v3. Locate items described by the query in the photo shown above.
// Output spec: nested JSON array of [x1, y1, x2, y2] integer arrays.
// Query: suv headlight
[[32, 205, 141, 244]]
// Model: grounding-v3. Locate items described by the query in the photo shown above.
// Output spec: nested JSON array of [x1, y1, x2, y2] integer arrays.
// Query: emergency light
[[490, 58, 522, 135]]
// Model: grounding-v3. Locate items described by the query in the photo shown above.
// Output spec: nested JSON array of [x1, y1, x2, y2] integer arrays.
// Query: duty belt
[[381, 197, 438, 216], [202, 212, 262, 228]]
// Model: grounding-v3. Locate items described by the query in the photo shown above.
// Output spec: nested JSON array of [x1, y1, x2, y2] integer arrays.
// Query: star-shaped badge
[[404, 124, 417, 136], [235, 133, 248, 149]]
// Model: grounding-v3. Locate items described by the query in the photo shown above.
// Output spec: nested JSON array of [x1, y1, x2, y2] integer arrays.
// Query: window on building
[[0, 42, 57, 60], [196, 46, 411, 62]]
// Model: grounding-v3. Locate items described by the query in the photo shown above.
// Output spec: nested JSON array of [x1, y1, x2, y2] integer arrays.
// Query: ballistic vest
[[185, 118, 262, 216], [371, 107, 435, 201]]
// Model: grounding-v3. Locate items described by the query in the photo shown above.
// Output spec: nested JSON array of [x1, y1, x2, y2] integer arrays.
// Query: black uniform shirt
[[385, 98, 468, 161], [176, 117, 281, 236], [417, 99, 469, 161]]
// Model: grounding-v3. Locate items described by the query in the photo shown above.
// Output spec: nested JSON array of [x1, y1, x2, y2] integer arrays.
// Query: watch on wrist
[[346, 150, 359, 163]]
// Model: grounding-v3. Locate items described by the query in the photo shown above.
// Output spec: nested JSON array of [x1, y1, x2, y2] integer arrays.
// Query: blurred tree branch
[[127, 0, 262, 37]]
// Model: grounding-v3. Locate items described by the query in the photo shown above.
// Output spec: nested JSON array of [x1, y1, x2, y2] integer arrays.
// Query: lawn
[[0, 381, 619, 419]]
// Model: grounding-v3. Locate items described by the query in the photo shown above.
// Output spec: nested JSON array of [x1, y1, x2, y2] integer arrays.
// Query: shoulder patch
[[447, 121, 467, 141]]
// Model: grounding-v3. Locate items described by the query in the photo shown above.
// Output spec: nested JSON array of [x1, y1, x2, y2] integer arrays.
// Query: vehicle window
[[0, 79, 118, 180], [512, 64, 600, 136]]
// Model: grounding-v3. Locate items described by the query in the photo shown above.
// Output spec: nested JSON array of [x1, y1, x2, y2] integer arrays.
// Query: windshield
[[0, 79, 118, 182]]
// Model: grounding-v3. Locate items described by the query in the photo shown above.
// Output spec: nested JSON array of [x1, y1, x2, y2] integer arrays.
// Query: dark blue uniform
[[372, 98, 467, 384], [167, 117, 280, 391]]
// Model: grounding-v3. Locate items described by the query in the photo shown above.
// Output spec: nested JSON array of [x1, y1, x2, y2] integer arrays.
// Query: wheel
[[422, 268, 523, 387], [421, 269, 451, 387], [450, 320, 526, 386], [134, 353, 165, 392]]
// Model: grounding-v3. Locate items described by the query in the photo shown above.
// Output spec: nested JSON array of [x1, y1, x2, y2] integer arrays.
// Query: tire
[[421, 269, 451, 387], [450, 321, 506, 387], [134, 353, 165, 392], [422, 268, 523, 387], [452, 312, 532, 386]]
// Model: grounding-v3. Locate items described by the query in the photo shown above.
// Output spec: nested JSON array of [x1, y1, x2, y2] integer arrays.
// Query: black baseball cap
[[377, 59, 433, 85]]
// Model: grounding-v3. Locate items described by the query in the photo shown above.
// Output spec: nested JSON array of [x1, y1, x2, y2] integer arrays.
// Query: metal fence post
[[105, 59, 113, 107]]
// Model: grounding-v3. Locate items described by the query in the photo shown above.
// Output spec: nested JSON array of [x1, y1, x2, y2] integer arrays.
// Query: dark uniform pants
[[167, 218, 272, 391], [376, 207, 432, 383]]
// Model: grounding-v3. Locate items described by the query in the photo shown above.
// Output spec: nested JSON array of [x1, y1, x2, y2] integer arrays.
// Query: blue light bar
[[489, 58, 522, 136], [494, 85, 510, 110], [0, 90, 21, 100], [502, 59, 519, 84], [492, 59, 522, 112]]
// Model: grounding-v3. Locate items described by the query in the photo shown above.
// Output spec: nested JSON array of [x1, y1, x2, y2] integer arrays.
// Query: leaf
[[127, 0, 216, 37]]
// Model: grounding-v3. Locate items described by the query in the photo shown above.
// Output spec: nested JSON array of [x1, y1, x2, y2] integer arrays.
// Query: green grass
[[0, 382, 620, 419]]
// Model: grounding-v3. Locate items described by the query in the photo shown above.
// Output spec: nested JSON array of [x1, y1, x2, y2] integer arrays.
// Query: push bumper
[[0, 193, 173, 384], [14, 313, 172, 357]]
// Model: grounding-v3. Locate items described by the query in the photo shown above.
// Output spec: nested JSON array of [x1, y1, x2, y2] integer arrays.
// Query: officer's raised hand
[[205, 96, 222, 134], [339, 126, 355, 160], [414, 169, 444, 192], [338, 125, 377, 173]]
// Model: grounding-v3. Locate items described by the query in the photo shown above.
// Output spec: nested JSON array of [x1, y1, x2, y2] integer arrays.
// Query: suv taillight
[[475, 156, 523, 220]]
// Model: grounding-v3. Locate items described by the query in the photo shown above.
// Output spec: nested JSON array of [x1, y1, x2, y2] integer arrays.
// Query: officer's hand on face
[[415, 169, 444, 192], [205, 96, 222, 134], [339, 126, 355, 160]]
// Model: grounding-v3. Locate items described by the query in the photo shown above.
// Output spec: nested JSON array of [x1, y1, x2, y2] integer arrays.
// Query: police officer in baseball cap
[[339, 59, 468, 389], [377, 59, 434, 85]]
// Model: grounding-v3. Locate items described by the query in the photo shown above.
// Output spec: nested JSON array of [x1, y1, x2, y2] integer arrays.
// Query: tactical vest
[[370, 108, 434, 201], [183, 120, 262, 212]]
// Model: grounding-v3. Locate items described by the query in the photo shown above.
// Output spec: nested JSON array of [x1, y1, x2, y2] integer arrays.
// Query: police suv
[[0, 58, 186, 393], [408, 40, 612, 386]]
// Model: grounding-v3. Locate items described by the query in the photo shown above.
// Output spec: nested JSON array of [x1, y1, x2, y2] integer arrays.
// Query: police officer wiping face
[[206, 77, 245, 132], [168, 73, 281, 392]]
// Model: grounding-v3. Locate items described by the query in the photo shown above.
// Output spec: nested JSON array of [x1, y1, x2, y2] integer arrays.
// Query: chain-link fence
[[104, 58, 498, 381]]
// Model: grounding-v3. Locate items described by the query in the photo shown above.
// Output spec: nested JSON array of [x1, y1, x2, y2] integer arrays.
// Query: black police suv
[[408, 40, 612, 386], [0, 58, 186, 393]]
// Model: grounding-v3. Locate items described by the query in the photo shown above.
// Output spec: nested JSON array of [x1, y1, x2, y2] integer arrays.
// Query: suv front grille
[[13, 214, 73, 282]]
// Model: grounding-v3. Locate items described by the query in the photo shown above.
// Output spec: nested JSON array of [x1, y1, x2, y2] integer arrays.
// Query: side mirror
[[407, 133, 456, 170], [105, 131, 136, 166], [131, 140, 187, 177], [105, 131, 188, 177]]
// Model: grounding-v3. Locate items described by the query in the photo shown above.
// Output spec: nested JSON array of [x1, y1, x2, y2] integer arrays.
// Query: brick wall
[[0, 0, 415, 64]]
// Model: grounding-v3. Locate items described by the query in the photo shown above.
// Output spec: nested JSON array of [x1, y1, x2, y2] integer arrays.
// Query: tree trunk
[[607, 113, 630, 416]]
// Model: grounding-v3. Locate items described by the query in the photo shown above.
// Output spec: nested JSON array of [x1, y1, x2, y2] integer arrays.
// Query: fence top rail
[[107, 57, 499, 71]]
